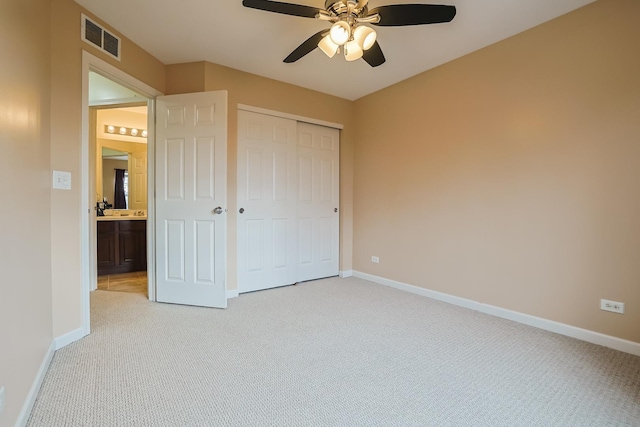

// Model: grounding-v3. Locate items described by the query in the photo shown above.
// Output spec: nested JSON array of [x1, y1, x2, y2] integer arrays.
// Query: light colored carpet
[[28, 277, 640, 426]]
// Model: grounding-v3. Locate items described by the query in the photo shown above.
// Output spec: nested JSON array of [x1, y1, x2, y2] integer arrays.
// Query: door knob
[[212, 206, 223, 215], [239, 208, 245, 214]]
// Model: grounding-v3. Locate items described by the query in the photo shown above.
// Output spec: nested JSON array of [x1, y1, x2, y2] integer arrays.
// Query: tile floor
[[97, 271, 147, 295]]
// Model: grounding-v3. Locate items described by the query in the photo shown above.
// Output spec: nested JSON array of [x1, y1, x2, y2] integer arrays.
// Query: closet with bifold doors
[[237, 109, 340, 293]]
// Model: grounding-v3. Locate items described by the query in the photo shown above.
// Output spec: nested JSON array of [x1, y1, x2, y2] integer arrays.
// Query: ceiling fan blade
[[242, 0, 322, 18], [362, 41, 385, 67], [369, 4, 456, 26], [284, 30, 327, 63]]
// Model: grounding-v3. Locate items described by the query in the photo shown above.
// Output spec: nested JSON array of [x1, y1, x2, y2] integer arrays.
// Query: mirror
[[97, 143, 147, 212], [94, 105, 148, 214]]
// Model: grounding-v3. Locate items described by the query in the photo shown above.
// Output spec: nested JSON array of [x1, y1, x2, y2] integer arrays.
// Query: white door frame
[[81, 51, 163, 337], [237, 104, 343, 131]]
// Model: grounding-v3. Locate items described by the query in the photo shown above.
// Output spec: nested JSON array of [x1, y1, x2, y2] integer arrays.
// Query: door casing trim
[[81, 51, 163, 338], [237, 104, 344, 130]]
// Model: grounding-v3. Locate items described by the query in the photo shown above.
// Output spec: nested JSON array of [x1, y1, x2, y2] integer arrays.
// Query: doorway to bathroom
[[92, 103, 149, 297], [79, 52, 163, 342], [87, 68, 153, 301]]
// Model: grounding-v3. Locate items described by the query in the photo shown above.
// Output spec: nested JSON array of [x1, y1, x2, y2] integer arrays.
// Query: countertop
[[97, 215, 147, 221]]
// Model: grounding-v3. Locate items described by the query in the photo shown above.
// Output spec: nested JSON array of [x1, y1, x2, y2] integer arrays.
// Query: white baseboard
[[54, 327, 88, 350], [16, 341, 55, 427], [352, 270, 640, 357], [339, 270, 353, 278], [226, 289, 239, 299]]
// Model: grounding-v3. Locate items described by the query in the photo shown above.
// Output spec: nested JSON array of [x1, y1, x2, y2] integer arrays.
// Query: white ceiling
[[89, 72, 147, 106], [76, 0, 595, 101]]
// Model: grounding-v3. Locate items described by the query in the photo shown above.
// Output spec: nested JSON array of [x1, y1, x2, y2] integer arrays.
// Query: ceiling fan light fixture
[[344, 39, 363, 61], [318, 34, 339, 58], [329, 21, 350, 46], [354, 25, 376, 50]]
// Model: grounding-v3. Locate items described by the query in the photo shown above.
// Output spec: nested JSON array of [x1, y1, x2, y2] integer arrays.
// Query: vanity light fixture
[[104, 125, 148, 139]]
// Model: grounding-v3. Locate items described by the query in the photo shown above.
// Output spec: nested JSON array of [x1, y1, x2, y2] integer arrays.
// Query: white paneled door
[[155, 91, 228, 308], [237, 110, 298, 293], [237, 110, 339, 293], [296, 122, 340, 282], [128, 150, 147, 211]]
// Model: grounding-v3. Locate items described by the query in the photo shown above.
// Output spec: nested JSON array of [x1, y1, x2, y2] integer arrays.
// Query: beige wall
[[0, 0, 53, 425], [166, 62, 355, 288], [353, 0, 640, 343], [49, 0, 165, 338]]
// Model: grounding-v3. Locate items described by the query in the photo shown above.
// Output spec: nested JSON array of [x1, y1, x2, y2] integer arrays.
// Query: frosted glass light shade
[[354, 26, 376, 50], [329, 21, 350, 46], [130, 128, 138, 136], [119, 127, 127, 135], [318, 35, 339, 58], [344, 40, 363, 61]]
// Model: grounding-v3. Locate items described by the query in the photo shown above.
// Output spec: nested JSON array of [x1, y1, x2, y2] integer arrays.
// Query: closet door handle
[[212, 207, 223, 215], [239, 208, 245, 214]]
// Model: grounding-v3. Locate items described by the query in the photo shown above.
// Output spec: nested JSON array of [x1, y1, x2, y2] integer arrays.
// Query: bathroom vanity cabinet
[[97, 219, 147, 275]]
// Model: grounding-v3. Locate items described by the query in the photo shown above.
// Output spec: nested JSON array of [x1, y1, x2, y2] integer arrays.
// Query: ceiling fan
[[242, 0, 456, 67]]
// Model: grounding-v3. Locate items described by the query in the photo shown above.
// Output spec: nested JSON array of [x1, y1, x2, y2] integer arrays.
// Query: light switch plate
[[53, 170, 71, 190]]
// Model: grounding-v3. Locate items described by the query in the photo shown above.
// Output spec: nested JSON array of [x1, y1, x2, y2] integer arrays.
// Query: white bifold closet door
[[237, 110, 339, 293]]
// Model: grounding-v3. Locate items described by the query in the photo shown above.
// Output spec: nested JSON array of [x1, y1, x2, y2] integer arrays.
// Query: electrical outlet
[[371, 256, 379, 263], [0, 386, 5, 414], [600, 299, 625, 314]]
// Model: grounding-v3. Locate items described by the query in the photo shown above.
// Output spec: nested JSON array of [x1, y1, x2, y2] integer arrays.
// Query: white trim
[[226, 289, 239, 299], [339, 270, 353, 278], [352, 271, 640, 357], [81, 51, 163, 343], [54, 327, 88, 350], [15, 342, 55, 427], [145, 98, 157, 302], [237, 104, 343, 130]]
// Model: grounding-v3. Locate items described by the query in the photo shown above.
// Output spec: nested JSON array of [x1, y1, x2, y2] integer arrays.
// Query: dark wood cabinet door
[[97, 220, 146, 275], [118, 231, 138, 267], [97, 221, 117, 273], [97, 231, 116, 269]]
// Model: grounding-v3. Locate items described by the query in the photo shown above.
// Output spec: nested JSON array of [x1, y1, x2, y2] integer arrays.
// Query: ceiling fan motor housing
[[325, 0, 368, 20]]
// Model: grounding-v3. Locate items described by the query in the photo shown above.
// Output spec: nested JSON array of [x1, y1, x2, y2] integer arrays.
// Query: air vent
[[81, 14, 121, 61]]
